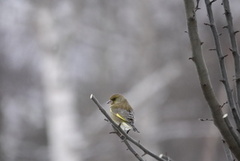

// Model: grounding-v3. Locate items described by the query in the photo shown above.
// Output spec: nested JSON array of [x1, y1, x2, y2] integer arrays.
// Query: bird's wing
[[111, 107, 134, 123]]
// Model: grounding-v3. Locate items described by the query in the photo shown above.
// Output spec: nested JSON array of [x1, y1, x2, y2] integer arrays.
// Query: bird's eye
[[112, 98, 116, 101]]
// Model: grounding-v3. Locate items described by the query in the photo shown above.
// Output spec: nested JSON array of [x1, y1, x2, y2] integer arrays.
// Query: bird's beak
[[107, 100, 112, 104]]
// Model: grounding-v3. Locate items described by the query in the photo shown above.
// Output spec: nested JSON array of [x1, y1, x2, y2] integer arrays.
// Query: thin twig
[[199, 118, 213, 121], [220, 101, 228, 108], [111, 125, 144, 161], [222, 0, 240, 132], [124, 140, 144, 161], [90, 94, 167, 161], [195, 0, 201, 11]]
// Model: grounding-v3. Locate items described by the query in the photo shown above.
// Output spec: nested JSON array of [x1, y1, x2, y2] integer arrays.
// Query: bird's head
[[107, 94, 126, 105]]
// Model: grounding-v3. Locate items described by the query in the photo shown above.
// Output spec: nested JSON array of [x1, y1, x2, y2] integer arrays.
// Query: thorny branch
[[183, 0, 240, 159], [222, 0, 240, 132], [204, 0, 240, 132]]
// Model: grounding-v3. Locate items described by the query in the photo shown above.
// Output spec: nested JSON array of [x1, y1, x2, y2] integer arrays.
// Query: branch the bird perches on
[[90, 94, 172, 161]]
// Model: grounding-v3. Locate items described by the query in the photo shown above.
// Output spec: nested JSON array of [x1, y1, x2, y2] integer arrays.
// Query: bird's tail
[[131, 124, 140, 133]]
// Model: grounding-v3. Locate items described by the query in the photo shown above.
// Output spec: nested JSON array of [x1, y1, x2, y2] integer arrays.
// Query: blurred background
[[0, 0, 240, 161]]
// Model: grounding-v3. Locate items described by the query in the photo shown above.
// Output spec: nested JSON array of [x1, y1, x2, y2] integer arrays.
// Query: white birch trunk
[[36, 8, 85, 161]]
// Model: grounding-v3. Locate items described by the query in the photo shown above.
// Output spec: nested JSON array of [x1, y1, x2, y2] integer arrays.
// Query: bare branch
[[204, 0, 240, 134], [90, 94, 168, 161], [111, 125, 144, 161], [124, 140, 143, 161], [204, 0, 234, 107], [184, 0, 240, 159], [222, 0, 240, 132]]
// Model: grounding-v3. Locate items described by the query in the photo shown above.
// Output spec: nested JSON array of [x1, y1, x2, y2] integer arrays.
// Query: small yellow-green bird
[[107, 94, 140, 133]]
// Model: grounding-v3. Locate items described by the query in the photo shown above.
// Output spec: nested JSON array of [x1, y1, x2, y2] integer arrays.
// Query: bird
[[107, 94, 140, 133]]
